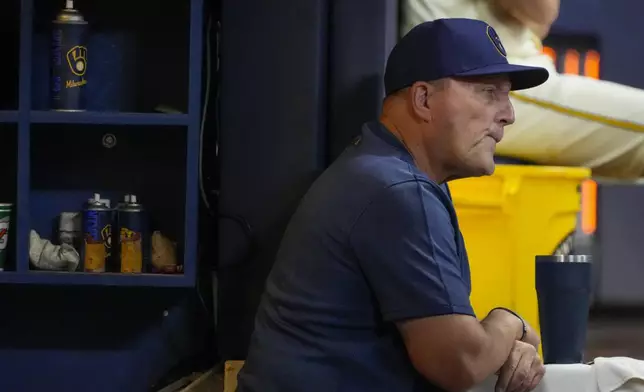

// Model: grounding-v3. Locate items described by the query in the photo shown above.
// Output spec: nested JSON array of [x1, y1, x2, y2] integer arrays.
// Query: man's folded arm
[[350, 181, 523, 392]]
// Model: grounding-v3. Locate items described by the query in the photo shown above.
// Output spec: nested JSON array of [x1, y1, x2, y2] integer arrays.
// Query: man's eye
[[481, 87, 497, 98]]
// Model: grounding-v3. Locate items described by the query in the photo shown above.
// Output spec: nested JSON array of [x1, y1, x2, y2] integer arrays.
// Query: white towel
[[593, 357, 644, 392], [468, 358, 644, 392], [468, 363, 594, 392]]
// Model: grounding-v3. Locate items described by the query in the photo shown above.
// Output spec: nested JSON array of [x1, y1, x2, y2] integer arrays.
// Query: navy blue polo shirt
[[237, 121, 476, 392]]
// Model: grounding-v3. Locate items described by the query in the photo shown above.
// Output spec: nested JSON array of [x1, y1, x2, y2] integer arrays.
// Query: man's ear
[[409, 81, 434, 122]]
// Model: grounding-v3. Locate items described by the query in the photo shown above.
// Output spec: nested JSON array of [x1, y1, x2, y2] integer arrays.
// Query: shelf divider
[[16, 0, 34, 273], [182, 0, 205, 286]]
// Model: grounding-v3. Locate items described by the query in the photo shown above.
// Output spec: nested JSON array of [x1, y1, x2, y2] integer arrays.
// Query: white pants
[[499, 54, 644, 179], [402, 1, 644, 179]]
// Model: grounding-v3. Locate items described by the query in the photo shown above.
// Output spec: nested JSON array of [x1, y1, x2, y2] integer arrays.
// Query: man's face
[[427, 75, 515, 179]]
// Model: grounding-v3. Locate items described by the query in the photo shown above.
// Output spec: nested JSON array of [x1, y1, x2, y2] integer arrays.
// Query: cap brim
[[456, 63, 550, 91]]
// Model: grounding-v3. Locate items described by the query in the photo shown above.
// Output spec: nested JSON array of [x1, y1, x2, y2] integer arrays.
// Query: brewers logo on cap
[[486, 25, 507, 57]]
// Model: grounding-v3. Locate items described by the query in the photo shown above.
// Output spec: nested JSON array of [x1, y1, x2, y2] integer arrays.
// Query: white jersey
[[401, 0, 546, 64]]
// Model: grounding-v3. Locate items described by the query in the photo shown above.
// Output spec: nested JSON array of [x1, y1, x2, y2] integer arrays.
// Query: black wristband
[[489, 307, 527, 341]]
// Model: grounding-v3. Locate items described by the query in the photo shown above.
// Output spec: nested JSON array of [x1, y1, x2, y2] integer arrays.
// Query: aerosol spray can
[[115, 195, 147, 273], [0, 204, 12, 272], [81, 194, 113, 273], [51, 0, 88, 111]]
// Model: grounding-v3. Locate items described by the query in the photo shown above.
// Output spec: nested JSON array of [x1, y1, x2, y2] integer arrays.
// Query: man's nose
[[499, 98, 516, 126]]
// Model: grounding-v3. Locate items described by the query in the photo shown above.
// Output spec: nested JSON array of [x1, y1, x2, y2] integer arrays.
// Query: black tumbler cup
[[535, 255, 592, 364]]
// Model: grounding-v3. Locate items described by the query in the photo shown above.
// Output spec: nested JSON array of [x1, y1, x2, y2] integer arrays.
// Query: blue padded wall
[[217, 0, 329, 358], [326, 0, 398, 162], [217, 0, 404, 359]]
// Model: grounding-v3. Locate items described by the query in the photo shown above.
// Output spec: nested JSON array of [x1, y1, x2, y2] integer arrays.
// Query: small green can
[[0, 203, 12, 271]]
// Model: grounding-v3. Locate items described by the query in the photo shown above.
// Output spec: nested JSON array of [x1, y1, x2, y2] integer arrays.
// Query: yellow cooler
[[448, 164, 592, 340]]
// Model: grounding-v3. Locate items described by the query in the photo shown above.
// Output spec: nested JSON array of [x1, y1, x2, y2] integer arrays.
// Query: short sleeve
[[349, 180, 475, 322]]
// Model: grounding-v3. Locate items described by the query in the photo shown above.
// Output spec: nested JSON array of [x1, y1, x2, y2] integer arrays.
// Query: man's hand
[[495, 341, 545, 392], [522, 321, 541, 350], [491, 0, 560, 39]]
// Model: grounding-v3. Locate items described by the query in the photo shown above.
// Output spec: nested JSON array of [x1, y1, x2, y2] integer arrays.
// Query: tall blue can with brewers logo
[[81, 194, 113, 273], [51, 0, 88, 111]]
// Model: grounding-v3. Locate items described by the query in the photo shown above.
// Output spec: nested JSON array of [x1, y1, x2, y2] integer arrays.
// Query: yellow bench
[[449, 164, 592, 344]]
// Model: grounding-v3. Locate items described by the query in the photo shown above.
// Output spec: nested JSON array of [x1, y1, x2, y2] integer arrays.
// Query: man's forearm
[[397, 310, 526, 391], [469, 310, 523, 381]]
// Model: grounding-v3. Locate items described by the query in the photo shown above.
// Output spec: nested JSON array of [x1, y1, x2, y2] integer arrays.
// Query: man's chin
[[454, 158, 496, 180], [482, 162, 496, 176], [472, 158, 496, 177]]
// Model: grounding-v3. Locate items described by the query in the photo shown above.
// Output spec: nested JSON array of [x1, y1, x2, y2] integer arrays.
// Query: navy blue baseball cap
[[384, 18, 550, 95]]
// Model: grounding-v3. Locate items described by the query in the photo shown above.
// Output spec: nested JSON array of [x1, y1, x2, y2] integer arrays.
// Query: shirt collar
[[365, 121, 414, 164]]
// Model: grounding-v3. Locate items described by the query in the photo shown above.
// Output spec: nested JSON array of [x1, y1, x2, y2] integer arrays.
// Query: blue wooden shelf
[[0, 0, 208, 389], [6, 0, 205, 288], [0, 271, 192, 287], [30, 110, 189, 126], [0, 111, 18, 123]]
